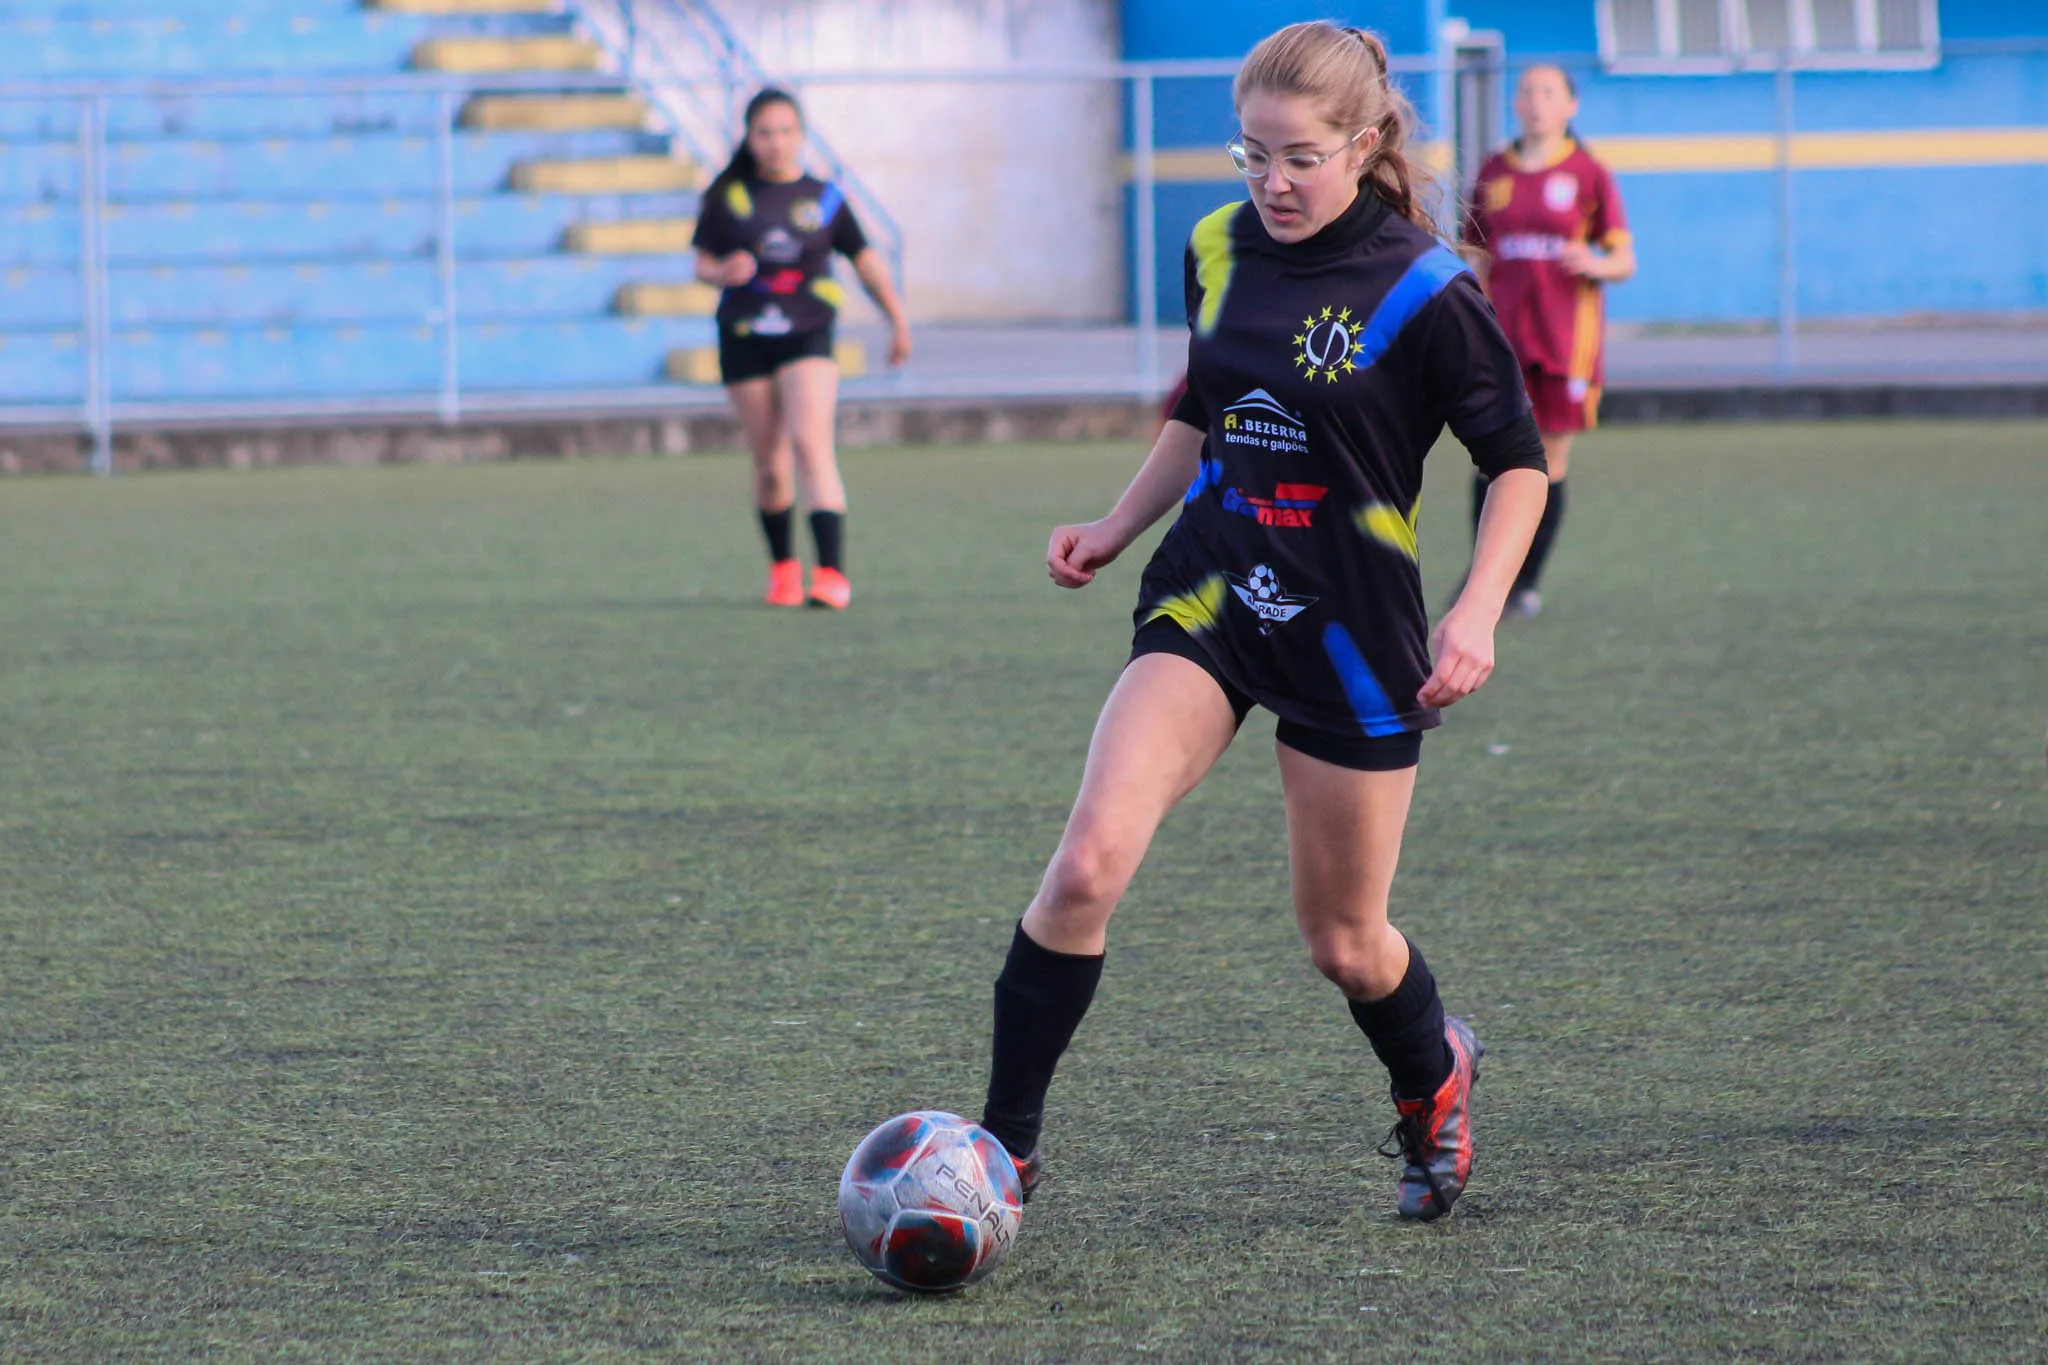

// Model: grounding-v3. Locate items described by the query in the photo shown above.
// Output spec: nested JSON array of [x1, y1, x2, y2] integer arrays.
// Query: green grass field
[[2, 422, 2044, 1362]]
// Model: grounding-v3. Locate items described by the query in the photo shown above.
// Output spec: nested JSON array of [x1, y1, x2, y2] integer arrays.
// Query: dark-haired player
[[1462, 62, 1634, 618], [972, 21, 1550, 1223], [692, 89, 911, 609]]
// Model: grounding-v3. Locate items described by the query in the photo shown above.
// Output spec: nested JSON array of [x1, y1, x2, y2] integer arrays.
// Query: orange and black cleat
[[807, 566, 852, 610], [1379, 1015, 1483, 1221], [1012, 1148, 1043, 1204], [765, 558, 804, 607]]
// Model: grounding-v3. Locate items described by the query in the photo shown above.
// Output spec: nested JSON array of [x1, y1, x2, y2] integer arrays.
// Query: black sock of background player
[[1469, 473, 1488, 540], [809, 510, 844, 573], [980, 921, 1103, 1159], [1514, 478, 1568, 594], [758, 507, 795, 563], [1348, 936, 1453, 1102]]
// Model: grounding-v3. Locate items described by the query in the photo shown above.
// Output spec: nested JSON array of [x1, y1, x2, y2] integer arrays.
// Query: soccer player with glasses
[[970, 22, 1550, 1224]]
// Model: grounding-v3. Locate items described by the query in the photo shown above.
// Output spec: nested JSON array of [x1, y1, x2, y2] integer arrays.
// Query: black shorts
[[1128, 617, 1422, 772], [719, 324, 835, 385]]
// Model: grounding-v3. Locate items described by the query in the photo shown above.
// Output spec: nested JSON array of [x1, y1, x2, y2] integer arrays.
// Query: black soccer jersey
[[1140, 191, 1544, 739], [690, 172, 869, 338]]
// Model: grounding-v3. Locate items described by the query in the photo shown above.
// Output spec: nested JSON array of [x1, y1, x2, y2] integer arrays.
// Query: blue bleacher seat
[[0, 194, 698, 269], [1, 317, 718, 405], [0, 130, 663, 204], [0, 0, 727, 411]]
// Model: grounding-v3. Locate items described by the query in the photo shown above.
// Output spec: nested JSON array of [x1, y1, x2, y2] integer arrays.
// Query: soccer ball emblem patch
[[1227, 563, 1317, 634]]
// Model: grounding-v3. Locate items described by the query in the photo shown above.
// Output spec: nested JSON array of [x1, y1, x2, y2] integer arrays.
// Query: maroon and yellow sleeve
[[1588, 157, 1630, 252], [1462, 159, 1502, 251]]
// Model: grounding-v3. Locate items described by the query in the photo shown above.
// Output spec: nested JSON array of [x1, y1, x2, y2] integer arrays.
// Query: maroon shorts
[[1524, 368, 1599, 434]]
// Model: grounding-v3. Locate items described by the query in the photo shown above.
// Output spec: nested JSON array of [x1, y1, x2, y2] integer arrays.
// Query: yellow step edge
[[461, 93, 648, 132], [511, 156, 702, 194], [665, 340, 868, 386], [411, 35, 601, 73], [615, 281, 720, 316], [563, 217, 697, 254], [371, 0, 557, 13]]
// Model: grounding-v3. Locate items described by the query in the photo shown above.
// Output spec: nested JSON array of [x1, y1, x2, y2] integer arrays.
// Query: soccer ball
[[1246, 563, 1281, 601], [837, 1110, 1024, 1293]]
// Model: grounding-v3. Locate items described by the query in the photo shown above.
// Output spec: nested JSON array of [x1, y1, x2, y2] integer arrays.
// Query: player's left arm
[[1416, 277, 1550, 708], [1560, 162, 1635, 283], [850, 249, 912, 367], [827, 194, 912, 367]]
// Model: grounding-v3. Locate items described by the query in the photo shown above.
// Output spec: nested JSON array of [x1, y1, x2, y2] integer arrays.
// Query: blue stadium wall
[[1123, 0, 2048, 326]]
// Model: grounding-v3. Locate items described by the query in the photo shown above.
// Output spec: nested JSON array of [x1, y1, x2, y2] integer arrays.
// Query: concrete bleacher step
[[611, 281, 719, 316], [0, 12, 582, 78], [411, 34, 600, 72], [1, 196, 698, 268], [664, 340, 869, 386], [562, 217, 697, 254], [510, 156, 701, 194], [460, 93, 648, 132]]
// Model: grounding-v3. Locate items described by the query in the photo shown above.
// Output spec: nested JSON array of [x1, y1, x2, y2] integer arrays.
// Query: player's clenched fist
[[1047, 520, 1129, 589]]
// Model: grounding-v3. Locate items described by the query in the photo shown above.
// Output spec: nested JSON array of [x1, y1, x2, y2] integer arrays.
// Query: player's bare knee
[[1041, 837, 1127, 917], [1306, 930, 1397, 999], [756, 468, 794, 506]]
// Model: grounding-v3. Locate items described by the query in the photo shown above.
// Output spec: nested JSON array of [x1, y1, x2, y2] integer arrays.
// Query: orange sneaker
[[765, 559, 804, 607], [807, 566, 852, 610]]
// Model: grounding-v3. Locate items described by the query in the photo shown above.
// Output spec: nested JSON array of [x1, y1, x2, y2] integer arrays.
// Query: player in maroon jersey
[[1462, 63, 1634, 617]]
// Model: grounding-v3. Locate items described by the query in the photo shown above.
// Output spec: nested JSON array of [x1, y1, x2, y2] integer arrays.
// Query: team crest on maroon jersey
[[1543, 172, 1579, 211]]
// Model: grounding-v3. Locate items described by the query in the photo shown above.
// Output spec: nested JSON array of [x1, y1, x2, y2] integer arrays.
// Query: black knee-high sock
[[1348, 936, 1453, 1102], [1514, 478, 1567, 594], [980, 922, 1104, 1158], [758, 507, 794, 563], [1470, 473, 1488, 540], [809, 510, 844, 572]]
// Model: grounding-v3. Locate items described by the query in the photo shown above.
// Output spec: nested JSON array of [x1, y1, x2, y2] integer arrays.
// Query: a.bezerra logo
[[1226, 563, 1317, 635], [1220, 389, 1309, 456]]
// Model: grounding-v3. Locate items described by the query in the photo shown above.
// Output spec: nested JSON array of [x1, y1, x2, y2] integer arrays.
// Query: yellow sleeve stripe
[[1189, 203, 1237, 338]]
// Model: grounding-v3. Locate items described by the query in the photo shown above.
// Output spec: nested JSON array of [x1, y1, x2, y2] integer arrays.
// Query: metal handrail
[[0, 70, 655, 470], [571, 0, 906, 299]]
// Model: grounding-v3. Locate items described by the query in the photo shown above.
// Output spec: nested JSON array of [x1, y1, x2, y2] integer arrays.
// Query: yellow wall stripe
[[1135, 128, 2048, 182]]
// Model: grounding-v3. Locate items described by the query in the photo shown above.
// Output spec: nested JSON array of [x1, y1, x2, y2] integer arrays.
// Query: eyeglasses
[[1226, 128, 1369, 186]]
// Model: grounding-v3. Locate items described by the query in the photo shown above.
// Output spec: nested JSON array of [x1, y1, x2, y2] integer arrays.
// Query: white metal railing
[[572, 0, 906, 294]]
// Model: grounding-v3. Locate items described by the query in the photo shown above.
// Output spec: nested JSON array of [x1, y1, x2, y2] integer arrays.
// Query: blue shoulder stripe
[[817, 182, 846, 225], [1349, 244, 1469, 373]]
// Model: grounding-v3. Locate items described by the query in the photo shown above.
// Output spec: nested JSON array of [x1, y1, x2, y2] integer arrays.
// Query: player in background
[[692, 89, 912, 610], [1461, 63, 1634, 618], [974, 22, 1549, 1222]]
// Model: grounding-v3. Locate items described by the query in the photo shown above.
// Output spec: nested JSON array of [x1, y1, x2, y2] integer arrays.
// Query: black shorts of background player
[[691, 89, 911, 610], [973, 22, 1550, 1224]]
